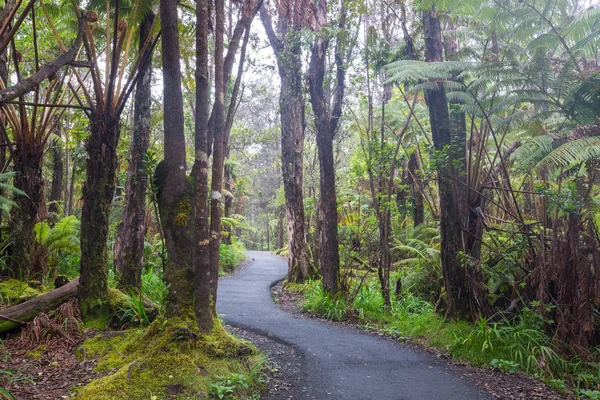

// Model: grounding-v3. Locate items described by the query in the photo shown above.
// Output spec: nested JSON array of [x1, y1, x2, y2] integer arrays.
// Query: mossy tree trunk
[[208, 0, 226, 311], [192, 0, 213, 332], [261, 6, 311, 283], [8, 142, 46, 278], [115, 11, 155, 293], [78, 113, 121, 320], [158, 0, 197, 322]]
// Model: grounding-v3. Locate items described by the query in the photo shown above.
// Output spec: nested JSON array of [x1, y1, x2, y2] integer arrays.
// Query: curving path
[[217, 251, 491, 400]]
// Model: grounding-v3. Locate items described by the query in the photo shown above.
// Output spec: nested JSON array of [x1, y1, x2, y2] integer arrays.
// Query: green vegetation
[[74, 320, 265, 399], [0, 279, 44, 306], [220, 239, 247, 275]]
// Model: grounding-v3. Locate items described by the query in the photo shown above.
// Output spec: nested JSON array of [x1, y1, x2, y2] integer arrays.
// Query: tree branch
[[0, 15, 86, 104]]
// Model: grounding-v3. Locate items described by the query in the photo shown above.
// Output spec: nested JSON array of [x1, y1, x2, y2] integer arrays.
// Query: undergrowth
[[220, 239, 247, 275], [292, 277, 600, 397]]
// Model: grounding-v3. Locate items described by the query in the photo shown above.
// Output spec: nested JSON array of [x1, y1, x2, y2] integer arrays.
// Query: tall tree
[[76, 2, 159, 319], [192, 0, 213, 331], [307, 0, 351, 294], [422, 7, 471, 319], [114, 10, 155, 292], [260, 1, 312, 282]]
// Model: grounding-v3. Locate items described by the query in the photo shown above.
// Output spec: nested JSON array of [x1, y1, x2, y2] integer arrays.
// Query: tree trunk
[[408, 153, 424, 226], [157, 0, 196, 322], [8, 143, 46, 279], [66, 160, 76, 216], [192, 0, 213, 332], [114, 11, 154, 293], [422, 8, 471, 320], [208, 0, 226, 312], [48, 138, 64, 217], [261, 6, 311, 282], [223, 161, 233, 245], [307, 0, 344, 295], [78, 113, 121, 320], [277, 206, 284, 249]]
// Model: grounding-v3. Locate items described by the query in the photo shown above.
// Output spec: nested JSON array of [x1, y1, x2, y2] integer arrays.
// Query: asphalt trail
[[217, 251, 491, 400]]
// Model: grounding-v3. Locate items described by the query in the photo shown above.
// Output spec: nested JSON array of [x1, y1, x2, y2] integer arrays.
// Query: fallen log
[[0, 278, 79, 334]]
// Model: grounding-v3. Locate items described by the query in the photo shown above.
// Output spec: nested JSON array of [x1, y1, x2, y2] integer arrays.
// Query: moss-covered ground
[[73, 318, 265, 399], [0, 278, 46, 306]]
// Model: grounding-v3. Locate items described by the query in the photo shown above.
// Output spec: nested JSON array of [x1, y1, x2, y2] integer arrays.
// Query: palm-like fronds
[[34, 216, 80, 254], [537, 136, 600, 171], [0, 172, 26, 215]]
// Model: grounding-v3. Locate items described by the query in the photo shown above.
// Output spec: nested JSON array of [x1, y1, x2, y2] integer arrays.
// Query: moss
[[0, 278, 44, 305], [25, 345, 45, 359], [74, 319, 262, 399], [83, 288, 129, 329], [174, 197, 192, 227]]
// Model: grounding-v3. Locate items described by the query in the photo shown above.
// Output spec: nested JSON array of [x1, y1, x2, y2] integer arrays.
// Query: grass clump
[[74, 319, 265, 399]]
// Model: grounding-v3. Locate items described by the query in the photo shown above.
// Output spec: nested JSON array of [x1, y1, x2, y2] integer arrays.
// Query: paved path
[[217, 251, 490, 400]]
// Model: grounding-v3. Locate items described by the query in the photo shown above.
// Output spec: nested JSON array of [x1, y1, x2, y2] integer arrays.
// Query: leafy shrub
[[220, 239, 246, 274], [209, 373, 249, 400], [34, 216, 80, 279]]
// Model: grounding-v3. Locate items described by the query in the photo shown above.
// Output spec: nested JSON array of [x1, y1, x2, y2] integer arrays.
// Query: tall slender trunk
[[67, 160, 75, 216], [223, 160, 233, 245], [192, 0, 213, 332], [422, 8, 471, 320], [261, 6, 311, 282], [48, 137, 64, 217], [208, 0, 226, 311], [114, 11, 155, 292], [307, 0, 345, 295], [408, 153, 424, 226], [277, 206, 284, 249]]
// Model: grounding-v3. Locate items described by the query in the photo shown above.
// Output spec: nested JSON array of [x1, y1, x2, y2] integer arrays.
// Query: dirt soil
[[271, 281, 575, 400], [0, 329, 106, 399]]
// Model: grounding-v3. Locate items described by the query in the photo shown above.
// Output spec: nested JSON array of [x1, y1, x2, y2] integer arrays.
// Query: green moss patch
[[74, 319, 264, 399], [0, 278, 45, 306]]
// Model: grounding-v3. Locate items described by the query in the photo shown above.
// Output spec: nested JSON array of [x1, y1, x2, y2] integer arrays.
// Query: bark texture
[[8, 142, 45, 278], [114, 12, 154, 292], [261, 5, 311, 282], [157, 0, 196, 321], [78, 114, 121, 320], [48, 138, 64, 216], [192, 0, 213, 332]]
